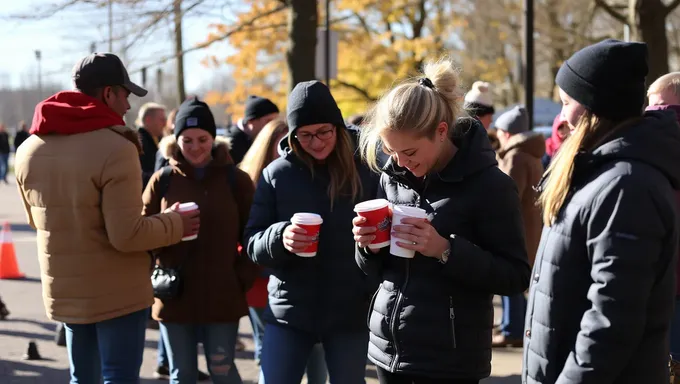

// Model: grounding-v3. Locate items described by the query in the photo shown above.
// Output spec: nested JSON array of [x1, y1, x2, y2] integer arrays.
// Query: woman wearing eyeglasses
[[244, 81, 379, 383]]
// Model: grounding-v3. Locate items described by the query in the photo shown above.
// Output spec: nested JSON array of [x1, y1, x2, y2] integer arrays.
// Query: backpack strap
[[226, 164, 236, 191], [157, 166, 174, 200]]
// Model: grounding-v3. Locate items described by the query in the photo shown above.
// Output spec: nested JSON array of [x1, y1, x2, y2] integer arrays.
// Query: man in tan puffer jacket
[[14, 53, 200, 383]]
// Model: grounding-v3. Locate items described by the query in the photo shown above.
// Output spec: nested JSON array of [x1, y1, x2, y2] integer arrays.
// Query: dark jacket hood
[[498, 131, 546, 160], [580, 110, 680, 189], [384, 117, 498, 184], [30, 91, 125, 135]]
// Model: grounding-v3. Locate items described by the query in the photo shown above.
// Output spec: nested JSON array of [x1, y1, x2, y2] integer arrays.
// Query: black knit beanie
[[287, 81, 345, 134], [243, 95, 279, 124], [174, 97, 216, 138], [556, 39, 648, 121]]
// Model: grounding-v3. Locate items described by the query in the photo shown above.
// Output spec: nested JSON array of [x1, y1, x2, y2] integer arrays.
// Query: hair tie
[[418, 77, 435, 89]]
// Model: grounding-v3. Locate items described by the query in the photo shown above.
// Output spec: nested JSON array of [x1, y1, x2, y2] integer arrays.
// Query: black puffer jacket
[[357, 118, 530, 379], [523, 110, 680, 384], [244, 127, 380, 334]]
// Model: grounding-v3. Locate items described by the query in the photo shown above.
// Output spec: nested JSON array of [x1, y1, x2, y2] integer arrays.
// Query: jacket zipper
[[449, 296, 457, 349], [389, 260, 410, 372]]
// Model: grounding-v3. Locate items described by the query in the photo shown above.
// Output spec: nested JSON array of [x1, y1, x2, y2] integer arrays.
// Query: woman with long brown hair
[[524, 39, 680, 384], [244, 81, 379, 383], [238, 119, 328, 383]]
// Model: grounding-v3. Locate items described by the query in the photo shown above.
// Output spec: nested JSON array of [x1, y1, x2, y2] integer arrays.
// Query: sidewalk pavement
[[0, 176, 522, 383]]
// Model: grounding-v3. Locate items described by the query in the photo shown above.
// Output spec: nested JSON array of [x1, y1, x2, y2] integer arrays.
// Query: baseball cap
[[72, 53, 147, 97]]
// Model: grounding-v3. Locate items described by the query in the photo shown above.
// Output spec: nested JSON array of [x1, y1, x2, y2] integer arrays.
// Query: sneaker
[[0, 304, 9, 320], [491, 334, 524, 348], [154, 365, 210, 381], [153, 365, 170, 380], [197, 370, 210, 381]]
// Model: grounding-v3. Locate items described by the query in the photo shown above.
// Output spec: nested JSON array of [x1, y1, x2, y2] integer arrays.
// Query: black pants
[[376, 367, 479, 384]]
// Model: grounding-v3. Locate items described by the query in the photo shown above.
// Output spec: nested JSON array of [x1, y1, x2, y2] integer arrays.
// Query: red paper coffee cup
[[354, 199, 391, 249], [291, 213, 323, 257]]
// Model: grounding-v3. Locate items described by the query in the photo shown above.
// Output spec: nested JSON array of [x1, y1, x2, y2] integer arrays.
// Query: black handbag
[[151, 264, 184, 300]]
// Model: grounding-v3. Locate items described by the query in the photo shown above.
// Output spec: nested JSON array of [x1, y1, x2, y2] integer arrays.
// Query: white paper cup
[[290, 213, 323, 257], [390, 205, 427, 258], [178, 202, 199, 241]]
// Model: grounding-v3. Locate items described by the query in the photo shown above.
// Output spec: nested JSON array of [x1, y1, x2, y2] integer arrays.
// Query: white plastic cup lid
[[354, 199, 389, 212], [178, 202, 198, 212], [291, 213, 323, 225], [393, 205, 426, 218]]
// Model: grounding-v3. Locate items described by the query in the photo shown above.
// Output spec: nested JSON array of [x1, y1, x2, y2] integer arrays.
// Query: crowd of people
[[5, 37, 680, 384]]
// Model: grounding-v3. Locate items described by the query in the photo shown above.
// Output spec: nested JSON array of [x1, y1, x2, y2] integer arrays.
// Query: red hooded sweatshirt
[[545, 114, 567, 158], [30, 91, 125, 135], [646, 104, 680, 296]]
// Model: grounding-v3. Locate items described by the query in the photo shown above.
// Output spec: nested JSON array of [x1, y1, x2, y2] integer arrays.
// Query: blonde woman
[[353, 58, 530, 383], [524, 39, 680, 383], [244, 81, 379, 383]]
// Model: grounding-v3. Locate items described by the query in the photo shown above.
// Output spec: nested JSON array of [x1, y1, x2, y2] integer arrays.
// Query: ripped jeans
[[160, 322, 241, 384]]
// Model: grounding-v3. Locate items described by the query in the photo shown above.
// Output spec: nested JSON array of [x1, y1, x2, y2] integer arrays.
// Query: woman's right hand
[[283, 224, 313, 254], [352, 216, 378, 251]]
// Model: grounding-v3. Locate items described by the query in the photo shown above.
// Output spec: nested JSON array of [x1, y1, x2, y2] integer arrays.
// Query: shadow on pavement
[[0, 329, 55, 342], [1, 276, 41, 283], [481, 375, 521, 383], [4, 318, 57, 333], [5, 224, 35, 233], [0, 359, 69, 382]]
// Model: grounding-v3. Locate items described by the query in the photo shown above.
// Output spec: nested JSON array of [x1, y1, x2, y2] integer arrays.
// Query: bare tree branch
[[334, 80, 376, 101], [126, 3, 288, 74], [594, 0, 629, 25], [665, 0, 680, 16]]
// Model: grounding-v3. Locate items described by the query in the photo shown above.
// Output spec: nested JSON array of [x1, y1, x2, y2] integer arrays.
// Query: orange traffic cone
[[0, 222, 24, 279]]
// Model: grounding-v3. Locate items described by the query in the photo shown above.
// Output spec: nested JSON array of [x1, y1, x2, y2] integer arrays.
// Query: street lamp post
[[35, 50, 42, 97], [324, 0, 331, 89], [523, 0, 534, 129]]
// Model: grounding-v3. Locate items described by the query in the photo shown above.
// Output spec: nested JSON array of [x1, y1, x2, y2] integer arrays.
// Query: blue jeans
[[0, 153, 8, 181], [501, 294, 527, 339], [259, 323, 368, 384], [671, 297, 680, 360], [158, 332, 168, 367], [160, 322, 241, 384], [65, 308, 148, 384], [249, 308, 328, 383]]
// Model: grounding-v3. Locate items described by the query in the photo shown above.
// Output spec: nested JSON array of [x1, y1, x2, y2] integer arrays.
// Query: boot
[[0, 299, 9, 320]]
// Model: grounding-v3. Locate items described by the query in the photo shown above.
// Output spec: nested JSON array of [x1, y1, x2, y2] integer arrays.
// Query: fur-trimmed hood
[[158, 134, 234, 166]]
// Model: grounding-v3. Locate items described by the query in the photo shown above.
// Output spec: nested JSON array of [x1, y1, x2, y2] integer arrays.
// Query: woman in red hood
[[542, 114, 570, 169]]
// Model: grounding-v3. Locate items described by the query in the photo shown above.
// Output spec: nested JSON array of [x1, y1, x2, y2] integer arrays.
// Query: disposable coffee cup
[[354, 199, 391, 249], [390, 205, 427, 258], [177, 202, 199, 241], [291, 213, 323, 257]]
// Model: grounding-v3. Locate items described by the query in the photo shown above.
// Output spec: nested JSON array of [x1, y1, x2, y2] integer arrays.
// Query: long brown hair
[[538, 111, 628, 225], [289, 126, 362, 209], [238, 119, 288, 184]]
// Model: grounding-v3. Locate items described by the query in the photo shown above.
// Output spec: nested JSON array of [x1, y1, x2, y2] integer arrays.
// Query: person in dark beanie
[[226, 95, 279, 164], [524, 39, 680, 384], [244, 80, 379, 383], [492, 106, 545, 349], [143, 96, 258, 384]]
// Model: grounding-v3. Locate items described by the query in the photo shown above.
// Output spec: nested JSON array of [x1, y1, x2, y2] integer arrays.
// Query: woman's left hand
[[392, 218, 450, 259]]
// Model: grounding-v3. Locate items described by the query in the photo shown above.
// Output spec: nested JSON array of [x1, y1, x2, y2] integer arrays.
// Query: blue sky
[[0, 0, 235, 93]]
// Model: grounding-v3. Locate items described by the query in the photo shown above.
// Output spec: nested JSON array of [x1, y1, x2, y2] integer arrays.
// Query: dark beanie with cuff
[[556, 38, 648, 121], [174, 97, 217, 138], [287, 80, 345, 134], [243, 95, 279, 124]]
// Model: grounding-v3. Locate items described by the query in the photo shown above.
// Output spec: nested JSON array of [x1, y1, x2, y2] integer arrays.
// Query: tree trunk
[[286, 0, 318, 94], [174, 0, 186, 104], [636, 0, 669, 85]]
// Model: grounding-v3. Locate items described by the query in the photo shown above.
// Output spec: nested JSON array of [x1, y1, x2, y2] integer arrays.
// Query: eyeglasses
[[295, 127, 335, 143]]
